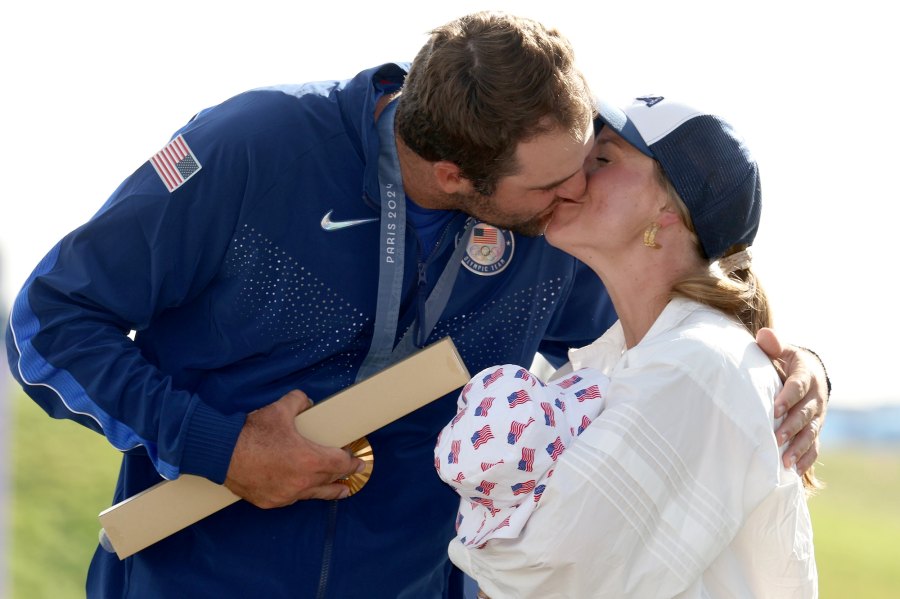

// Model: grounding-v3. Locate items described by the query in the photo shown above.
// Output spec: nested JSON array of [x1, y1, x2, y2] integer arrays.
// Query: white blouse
[[448, 298, 817, 598]]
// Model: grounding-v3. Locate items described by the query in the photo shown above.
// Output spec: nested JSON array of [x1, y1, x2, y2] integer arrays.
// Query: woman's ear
[[433, 161, 471, 194], [657, 206, 682, 228]]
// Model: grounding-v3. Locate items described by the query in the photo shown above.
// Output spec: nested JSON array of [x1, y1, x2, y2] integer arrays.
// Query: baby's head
[[435, 364, 608, 547]]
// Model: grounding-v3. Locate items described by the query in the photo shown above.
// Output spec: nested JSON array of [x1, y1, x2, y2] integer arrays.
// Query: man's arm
[[7, 102, 259, 486], [756, 328, 829, 473]]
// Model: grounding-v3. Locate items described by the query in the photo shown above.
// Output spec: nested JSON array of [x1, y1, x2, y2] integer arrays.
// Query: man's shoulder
[[250, 62, 409, 111], [194, 63, 409, 134]]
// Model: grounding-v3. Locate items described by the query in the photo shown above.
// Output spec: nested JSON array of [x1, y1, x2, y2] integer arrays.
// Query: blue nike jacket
[[6, 63, 616, 598]]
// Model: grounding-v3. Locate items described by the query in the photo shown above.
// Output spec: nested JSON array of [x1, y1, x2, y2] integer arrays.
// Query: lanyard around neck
[[355, 101, 473, 383], [355, 100, 407, 382]]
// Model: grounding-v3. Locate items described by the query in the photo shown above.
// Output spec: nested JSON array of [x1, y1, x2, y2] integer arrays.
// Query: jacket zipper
[[413, 214, 466, 347], [314, 500, 340, 599], [313, 208, 464, 597]]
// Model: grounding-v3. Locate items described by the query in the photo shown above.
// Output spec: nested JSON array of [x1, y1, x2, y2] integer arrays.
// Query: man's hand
[[756, 328, 828, 474], [224, 390, 365, 508]]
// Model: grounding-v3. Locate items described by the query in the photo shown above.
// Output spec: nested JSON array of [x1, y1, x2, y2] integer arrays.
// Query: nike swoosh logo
[[320, 210, 378, 231]]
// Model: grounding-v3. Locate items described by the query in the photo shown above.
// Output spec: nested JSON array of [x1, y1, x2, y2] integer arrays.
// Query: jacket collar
[[336, 62, 409, 209]]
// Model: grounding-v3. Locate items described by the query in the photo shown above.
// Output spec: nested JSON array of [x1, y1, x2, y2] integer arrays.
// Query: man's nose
[[555, 169, 587, 200]]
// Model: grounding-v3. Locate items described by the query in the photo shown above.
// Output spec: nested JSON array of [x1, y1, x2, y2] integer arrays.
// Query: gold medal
[[338, 437, 374, 496]]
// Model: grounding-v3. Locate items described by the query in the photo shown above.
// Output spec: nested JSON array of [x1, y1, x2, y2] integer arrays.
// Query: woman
[[443, 96, 818, 597]]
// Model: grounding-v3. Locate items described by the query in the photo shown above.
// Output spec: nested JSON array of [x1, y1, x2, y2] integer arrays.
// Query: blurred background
[[2, 0, 897, 597]]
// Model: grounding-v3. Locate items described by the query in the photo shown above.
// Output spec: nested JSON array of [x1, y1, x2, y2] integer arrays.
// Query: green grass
[[808, 448, 900, 598], [9, 389, 121, 599], [7, 388, 900, 598]]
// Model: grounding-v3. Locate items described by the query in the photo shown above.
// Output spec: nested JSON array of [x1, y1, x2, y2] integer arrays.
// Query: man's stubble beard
[[450, 191, 553, 238]]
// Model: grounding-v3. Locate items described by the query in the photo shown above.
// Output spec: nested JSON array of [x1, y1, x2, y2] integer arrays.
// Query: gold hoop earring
[[643, 223, 661, 249]]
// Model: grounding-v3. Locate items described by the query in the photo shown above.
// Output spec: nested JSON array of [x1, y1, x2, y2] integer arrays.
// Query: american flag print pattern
[[546, 437, 565, 461], [471, 425, 494, 449], [511, 480, 536, 495], [557, 374, 583, 389], [435, 364, 609, 548], [474, 397, 495, 417], [577, 414, 592, 436], [476, 480, 496, 496], [448, 440, 461, 464], [470, 496, 500, 516], [496, 516, 511, 530], [507, 416, 535, 444], [575, 385, 602, 402], [482, 368, 504, 388], [506, 389, 530, 407], [540, 402, 556, 426], [518, 447, 535, 472]]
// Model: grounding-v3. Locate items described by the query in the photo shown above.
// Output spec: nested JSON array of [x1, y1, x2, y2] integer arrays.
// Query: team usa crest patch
[[150, 134, 202, 192], [461, 222, 515, 276]]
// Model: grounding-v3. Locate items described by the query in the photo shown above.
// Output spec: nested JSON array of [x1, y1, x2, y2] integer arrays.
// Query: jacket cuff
[[797, 346, 832, 399], [179, 399, 247, 484]]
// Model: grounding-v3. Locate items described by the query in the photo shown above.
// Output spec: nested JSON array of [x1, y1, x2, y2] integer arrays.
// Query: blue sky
[[1, 0, 896, 407]]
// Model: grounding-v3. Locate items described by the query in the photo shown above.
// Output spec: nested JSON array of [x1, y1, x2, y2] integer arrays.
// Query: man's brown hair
[[396, 11, 593, 196]]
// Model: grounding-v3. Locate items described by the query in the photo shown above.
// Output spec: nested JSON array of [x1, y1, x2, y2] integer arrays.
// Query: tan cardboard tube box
[[98, 337, 470, 559]]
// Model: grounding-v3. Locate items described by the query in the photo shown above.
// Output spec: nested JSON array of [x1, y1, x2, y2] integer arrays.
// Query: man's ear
[[433, 161, 471, 194]]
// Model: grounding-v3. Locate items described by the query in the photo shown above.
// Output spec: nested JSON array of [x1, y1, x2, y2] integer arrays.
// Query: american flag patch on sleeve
[[150, 134, 202, 192]]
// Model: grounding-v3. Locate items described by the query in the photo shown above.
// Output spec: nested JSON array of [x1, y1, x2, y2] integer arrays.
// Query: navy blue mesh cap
[[594, 96, 761, 260]]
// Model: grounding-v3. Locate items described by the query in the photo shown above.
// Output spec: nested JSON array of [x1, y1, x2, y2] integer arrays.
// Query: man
[[5, 11, 827, 598]]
